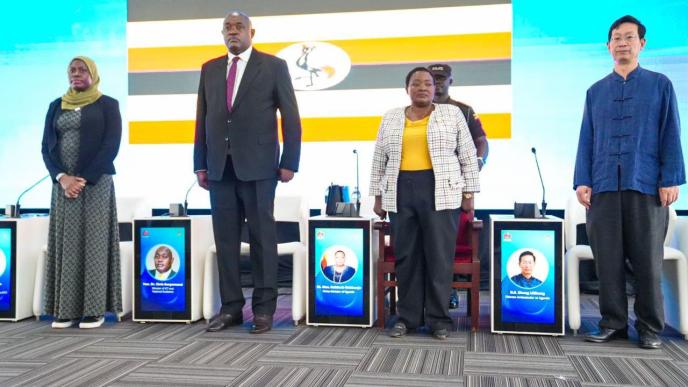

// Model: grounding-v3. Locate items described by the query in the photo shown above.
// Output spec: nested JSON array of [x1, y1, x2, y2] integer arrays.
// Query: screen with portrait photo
[[308, 219, 371, 326], [134, 220, 191, 321], [0, 225, 15, 316], [492, 219, 563, 335], [500, 230, 555, 324], [140, 227, 186, 312], [314, 228, 364, 317]]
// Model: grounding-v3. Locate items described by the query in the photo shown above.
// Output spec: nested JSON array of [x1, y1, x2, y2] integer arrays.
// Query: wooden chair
[[376, 212, 483, 330]]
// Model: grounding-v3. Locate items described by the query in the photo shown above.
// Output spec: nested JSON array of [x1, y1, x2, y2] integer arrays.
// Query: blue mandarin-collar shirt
[[574, 66, 685, 195]]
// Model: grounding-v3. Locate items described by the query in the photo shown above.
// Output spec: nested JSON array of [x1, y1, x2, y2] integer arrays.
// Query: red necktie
[[226, 56, 240, 111]]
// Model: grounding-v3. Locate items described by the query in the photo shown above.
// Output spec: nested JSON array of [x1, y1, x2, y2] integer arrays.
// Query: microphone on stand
[[531, 147, 547, 217], [170, 179, 197, 217], [353, 149, 361, 216], [184, 180, 197, 216], [5, 175, 50, 218]]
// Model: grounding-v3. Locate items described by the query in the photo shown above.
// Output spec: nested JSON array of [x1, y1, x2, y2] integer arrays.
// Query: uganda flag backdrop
[[127, 0, 512, 144]]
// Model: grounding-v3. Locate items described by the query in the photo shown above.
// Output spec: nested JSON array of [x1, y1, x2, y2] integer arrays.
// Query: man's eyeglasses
[[610, 35, 639, 44]]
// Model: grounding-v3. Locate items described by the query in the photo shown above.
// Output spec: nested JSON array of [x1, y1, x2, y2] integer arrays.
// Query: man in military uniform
[[429, 63, 489, 309]]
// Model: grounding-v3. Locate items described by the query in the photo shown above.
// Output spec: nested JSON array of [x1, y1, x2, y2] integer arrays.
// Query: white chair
[[115, 196, 149, 319], [32, 247, 48, 320], [203, 195, 309, 325], [665, 216, 688, 338], [358, 196, 377, 218], [33, 196, 148, 320], [565, 193, 688, 338]]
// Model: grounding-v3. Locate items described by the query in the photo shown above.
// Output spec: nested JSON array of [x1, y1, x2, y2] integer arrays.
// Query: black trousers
[[209, 156, 278, 316], [389, 170, 459, 331], [587, 190, 669, 333]]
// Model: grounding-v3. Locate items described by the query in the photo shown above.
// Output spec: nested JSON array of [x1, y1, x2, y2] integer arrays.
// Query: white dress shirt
[[227, 46, 252, 106]]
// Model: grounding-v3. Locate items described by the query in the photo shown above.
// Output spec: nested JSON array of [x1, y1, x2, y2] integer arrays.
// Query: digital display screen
[[0, 227, 13, 313], [134, 219, 191, 320], [0, 222, 17, 318], [313, 227, 365, 317], [500, 229, 555, 324], [308, 220, 370, 326], [492, 219, 563, 334]]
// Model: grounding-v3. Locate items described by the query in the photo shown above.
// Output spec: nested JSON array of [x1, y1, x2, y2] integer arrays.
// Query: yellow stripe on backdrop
[[128, 33, 511, 72], [129, 113, 511, 144]]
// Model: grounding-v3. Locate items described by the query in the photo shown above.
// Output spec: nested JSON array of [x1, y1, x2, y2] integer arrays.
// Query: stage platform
[[1, 290, 687, 386]]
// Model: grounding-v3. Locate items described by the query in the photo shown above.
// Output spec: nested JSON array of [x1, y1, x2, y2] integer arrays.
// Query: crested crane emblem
[[277, 41, 352, 91]]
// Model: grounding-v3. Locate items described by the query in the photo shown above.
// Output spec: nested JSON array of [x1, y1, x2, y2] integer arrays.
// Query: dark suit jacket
[[41, 95, 122, 184], [193, 49, 302, 181]]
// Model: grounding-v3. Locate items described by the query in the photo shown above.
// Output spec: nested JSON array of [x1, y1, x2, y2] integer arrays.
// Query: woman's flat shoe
[[79, 316, 105, 329], [51, 318, 75, 329]]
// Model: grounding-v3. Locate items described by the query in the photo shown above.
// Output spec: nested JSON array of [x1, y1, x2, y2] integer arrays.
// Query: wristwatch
[[463, 192, 473, 199]]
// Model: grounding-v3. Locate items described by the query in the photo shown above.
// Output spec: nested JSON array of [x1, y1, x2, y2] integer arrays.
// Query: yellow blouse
[[400, 115, 432, 171]]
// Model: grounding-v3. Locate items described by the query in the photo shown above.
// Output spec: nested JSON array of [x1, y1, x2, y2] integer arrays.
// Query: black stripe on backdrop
[[129, 60, 511, 95]]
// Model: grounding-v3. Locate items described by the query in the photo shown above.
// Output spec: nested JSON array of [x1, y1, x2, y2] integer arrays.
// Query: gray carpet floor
[[1, 291, 688, 386]]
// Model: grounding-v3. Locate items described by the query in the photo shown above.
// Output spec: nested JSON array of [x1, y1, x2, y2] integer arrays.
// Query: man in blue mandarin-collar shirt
[[573, 15, 685, 349]]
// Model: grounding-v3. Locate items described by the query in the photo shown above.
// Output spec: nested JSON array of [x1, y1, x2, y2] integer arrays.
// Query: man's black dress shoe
[[388, 322, 407, 338], [206, 313, 243, 332], [432, 328, 449, 340], [250, 314, 273, 334], [585, 327, 628, 343], [638, 330, 662, 349]]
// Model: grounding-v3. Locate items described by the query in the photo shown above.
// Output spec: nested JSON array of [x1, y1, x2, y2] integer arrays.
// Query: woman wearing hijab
[[369, 67, 480, 340], [41, 56, 122, 329]]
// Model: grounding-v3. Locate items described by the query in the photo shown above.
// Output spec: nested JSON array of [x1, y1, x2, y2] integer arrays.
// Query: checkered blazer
[[369, 104, 480, 213]]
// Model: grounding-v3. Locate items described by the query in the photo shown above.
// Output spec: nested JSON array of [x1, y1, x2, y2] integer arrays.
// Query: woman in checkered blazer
[[369, 67, 480, 340]]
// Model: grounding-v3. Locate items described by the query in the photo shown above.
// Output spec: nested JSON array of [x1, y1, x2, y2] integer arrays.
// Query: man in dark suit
[[429, 63, 489, 310], [194, 11, 301, 334]]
